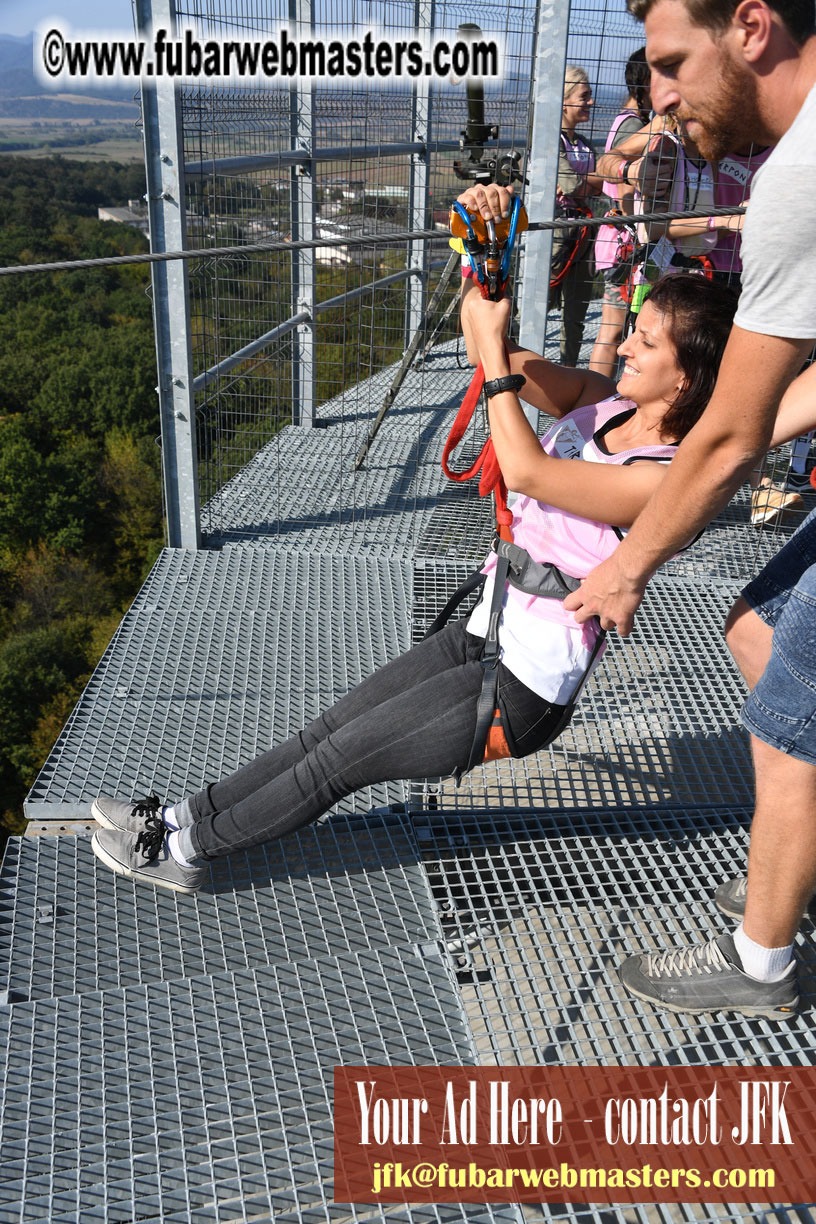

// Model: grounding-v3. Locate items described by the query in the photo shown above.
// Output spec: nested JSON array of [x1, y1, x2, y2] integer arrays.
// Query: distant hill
[[0, 33, 138, 115]]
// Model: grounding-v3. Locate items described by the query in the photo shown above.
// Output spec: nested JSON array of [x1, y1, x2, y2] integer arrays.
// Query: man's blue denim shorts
[[741, 506, 816, 764]]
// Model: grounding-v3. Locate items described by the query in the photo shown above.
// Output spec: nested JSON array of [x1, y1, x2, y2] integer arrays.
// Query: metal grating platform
[[414, 805, 816, 1067], [0, 946, 526, 1224], [28, 552, 754, 822], [662, 480, 814, 583], [201, 347, 491, 560], [15, 325, 816, 1224], [199, 313, 810, 573], [26, 550, 413, 819], [0, 814, 438, 1003]]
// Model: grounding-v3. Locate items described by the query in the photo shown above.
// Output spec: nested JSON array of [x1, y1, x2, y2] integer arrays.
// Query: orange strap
[[440, 354, 514, 544], [483, 708, 512, 762], [441, 351, 515, 762], [443, 262, 517, 761], [693, 253, 715, 280]]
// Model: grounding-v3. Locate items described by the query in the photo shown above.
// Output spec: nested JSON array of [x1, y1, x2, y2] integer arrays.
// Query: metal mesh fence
[[170, 0, 536, 540], [555, 3, 815, 530], [151, 0, 816, 552]]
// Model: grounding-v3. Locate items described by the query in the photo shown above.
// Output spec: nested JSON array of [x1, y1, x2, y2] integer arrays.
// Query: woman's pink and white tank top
[[467, 397, 679, 704]]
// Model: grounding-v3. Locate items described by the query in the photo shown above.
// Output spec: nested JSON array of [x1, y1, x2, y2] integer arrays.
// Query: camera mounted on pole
[[452, 24, 524, 189]]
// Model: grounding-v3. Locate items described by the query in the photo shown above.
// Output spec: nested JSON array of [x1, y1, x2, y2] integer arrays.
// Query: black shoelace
[[134, 809, 166, 862], [133, 793, 162, 823]]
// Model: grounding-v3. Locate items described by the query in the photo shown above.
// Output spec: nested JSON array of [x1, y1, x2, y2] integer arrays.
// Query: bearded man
[[564, 0, 816, 1016]]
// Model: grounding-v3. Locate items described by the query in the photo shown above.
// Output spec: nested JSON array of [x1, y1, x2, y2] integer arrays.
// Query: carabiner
[[451, 201, 486, 286], [449, 196, 529, 300], [499, 195, 523, 284]]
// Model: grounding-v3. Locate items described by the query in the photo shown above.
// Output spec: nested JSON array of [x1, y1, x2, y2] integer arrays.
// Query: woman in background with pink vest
[[589, 48, 652, 377], [711, 146, 771, 289], [551, 65, 605, 366]]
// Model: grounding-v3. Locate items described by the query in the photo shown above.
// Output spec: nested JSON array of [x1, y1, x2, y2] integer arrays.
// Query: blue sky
[[2, 1, 135, 37], [2, 0, 635, 39]]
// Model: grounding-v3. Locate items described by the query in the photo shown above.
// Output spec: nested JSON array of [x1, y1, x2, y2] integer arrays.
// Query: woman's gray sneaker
[[92, 793, 163, 834], [91, 816, 206, 895], [715, 876, 816, 921], [618, 933, 798, 1018]]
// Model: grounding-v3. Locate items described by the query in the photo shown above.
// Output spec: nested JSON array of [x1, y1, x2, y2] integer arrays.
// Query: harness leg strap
[[423, 570, 486, 640], [454, 553, 510, 783]]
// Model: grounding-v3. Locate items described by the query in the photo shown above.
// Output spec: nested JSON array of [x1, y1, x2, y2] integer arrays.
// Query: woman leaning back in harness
[[88, 190, 738, 898]]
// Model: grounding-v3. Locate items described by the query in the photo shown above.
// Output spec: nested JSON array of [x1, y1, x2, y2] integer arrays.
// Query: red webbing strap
[[549, 220, 589, 289], [441, 355, 514, 543]]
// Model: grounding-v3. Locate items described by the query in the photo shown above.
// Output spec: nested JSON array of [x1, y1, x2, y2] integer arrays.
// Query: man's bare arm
[[770, 360, 816, 447], [563, 327, 813, 635], [595, 125, 677, 202]]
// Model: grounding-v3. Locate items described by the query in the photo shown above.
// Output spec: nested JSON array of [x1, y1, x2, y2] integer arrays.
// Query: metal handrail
[[192, 267, 423, 392]]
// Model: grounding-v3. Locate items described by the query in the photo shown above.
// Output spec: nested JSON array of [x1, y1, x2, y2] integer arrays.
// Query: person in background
[[787, 430, 814, 491], [711, 142, 805, 525], [599, 115, 747, 278], [552, 65, 605, 366], [749, 461, 805, 525], [589, 47, 653, 377], [710, 145, 771, 289]]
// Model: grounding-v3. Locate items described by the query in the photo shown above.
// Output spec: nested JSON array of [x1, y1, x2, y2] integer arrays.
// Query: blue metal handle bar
[[451, 202, 485, 283], [500, 195, 522, 282], [451, 200, 477, 241]]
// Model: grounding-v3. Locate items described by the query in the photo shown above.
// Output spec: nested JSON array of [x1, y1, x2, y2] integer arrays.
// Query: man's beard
[[678, 51, 765, 162]]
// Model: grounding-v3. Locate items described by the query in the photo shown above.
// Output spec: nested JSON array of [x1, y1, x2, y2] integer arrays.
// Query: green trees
[[0, 156, 162, 841], [0, 157, 457, 845]]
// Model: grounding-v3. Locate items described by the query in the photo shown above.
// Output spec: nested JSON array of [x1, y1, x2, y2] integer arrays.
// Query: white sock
[[162, 805, 180, 831], [166, 829, 194, 867], [734, 923, 795, 983]]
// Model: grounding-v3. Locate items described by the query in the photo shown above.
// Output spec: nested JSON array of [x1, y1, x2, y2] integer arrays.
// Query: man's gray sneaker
[[715, 876, 816, 921], [619, 933, 798, 1018], [91, 817, 206, 896], [92, 793, 165, 834]]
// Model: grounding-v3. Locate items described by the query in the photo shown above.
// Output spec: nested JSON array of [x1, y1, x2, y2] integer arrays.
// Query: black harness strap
[[460, 550, 511, 777], [423, 569, 486, 640]]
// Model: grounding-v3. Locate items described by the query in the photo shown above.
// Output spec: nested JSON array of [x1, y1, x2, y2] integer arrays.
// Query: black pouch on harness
[[498, 679, 575, 760]]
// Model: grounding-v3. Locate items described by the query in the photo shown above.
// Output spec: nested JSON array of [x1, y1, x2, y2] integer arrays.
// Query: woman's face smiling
[[616, 300, 685, 411], [562, 84, 593, 129]]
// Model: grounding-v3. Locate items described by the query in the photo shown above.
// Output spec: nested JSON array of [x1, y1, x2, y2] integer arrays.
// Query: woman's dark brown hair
[[625, 47, 652, 124], [645, 272, 739, 442]]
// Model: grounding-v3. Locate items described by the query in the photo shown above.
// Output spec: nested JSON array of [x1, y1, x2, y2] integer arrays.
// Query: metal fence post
[[290, 0, 316, 428], [518, 0, 571, 365], [135, 0, 201, 549], [406, 0, 435, 347]]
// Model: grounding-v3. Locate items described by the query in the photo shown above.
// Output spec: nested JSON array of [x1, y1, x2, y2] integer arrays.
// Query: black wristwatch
[[483, 374, 527, 399]]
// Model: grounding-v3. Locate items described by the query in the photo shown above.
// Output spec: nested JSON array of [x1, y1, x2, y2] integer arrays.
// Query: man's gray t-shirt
[[735, 82, 816, 339]]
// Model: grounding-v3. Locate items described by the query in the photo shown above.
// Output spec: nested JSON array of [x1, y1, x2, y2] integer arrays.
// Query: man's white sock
[[734, 923, 794, 982]]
